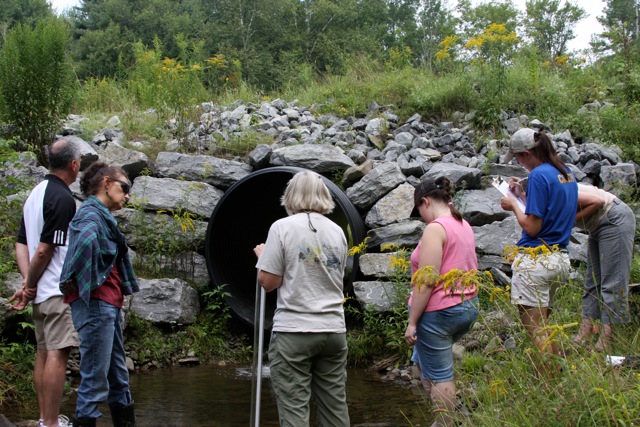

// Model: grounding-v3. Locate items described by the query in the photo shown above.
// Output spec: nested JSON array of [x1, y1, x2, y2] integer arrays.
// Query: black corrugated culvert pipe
[[205, 166, 366, 329]]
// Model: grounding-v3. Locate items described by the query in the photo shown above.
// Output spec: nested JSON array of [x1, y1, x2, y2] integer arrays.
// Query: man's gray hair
[[48, 139, 80, 171]]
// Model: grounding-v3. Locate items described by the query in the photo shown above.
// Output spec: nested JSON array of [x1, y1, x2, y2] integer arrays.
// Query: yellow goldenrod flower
[[347, 237, 369, 256]]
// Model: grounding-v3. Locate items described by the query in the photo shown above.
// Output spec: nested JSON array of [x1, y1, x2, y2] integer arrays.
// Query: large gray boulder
[[601, 163, 637, 196], [58, 135, 99, 170], [420, 162, 483, 190], [358, 253, 398, 278], [473, 216, 522, 257], [131, 278, 200, 325], [366, 220, 425, 250], [459, 188, 512, 226], [365, 183, 415, 228], [115, 208, 207, 251], [352, 281, 406, 312], [346, 162, 406, 210], [154, 152, 252, 190], [269, 144, 355, 172], [98, 141, 152, 181], [130, 176, 223, 219]]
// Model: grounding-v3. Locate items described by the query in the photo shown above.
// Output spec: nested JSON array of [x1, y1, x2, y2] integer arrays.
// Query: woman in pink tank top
[[405, 177, 479, 427]]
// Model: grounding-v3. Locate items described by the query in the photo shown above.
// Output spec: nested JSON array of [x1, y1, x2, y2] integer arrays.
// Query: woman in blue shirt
[[500, 128, 578, 368]]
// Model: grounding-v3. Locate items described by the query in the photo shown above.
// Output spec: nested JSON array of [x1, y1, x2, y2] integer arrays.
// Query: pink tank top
[[409, 216, 478, 312]]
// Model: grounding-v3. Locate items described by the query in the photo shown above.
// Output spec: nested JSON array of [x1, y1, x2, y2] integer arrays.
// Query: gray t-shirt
[[256, 212, 347, 333]]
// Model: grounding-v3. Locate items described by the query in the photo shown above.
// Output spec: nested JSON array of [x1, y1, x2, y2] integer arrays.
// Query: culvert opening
[[205, 166, 366, 329]]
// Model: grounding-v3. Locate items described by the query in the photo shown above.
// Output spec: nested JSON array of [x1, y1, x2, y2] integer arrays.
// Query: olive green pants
[[268, 332, 350, 427]]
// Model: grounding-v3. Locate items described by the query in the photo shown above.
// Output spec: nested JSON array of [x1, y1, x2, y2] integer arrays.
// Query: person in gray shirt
[[254, 170, 349, 427]]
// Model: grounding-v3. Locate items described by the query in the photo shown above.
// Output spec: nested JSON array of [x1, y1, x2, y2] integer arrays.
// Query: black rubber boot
[[72, 417, 97, 427], [109, 402, 137, 427]]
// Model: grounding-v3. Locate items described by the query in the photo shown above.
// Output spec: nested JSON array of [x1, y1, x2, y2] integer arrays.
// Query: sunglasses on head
[[111, 178, 130, 195]]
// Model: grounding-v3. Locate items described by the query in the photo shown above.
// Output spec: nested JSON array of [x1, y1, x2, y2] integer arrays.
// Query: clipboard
[[492, 176, 526, 212]]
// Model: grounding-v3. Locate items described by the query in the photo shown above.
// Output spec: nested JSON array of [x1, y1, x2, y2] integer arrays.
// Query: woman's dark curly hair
[[80, 161, 128, 197]]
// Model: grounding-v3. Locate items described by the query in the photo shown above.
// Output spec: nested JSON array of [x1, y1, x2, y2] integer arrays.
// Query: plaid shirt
[[60, 195, 138, 305]]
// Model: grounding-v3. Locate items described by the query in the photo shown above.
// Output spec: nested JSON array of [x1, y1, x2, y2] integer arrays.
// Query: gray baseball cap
[[504, 128, 539, 162]]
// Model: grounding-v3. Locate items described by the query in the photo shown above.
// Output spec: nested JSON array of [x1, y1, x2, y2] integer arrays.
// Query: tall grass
[[446, 277, 640, 427]]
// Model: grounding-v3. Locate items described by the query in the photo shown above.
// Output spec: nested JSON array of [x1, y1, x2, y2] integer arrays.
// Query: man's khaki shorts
[[32, 296, 79, 350]]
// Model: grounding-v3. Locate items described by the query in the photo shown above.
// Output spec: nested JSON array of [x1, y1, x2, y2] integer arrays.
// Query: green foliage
[[0, 142, 36, 281], [630, 255, 640, 284], [409, 69, 475, 119], [0, 0, 52, 32], [415, 0, 457, 70], [185, 285, 252, 361], [346, 302, 411, 367], [559, 103, 640, 160], [78, 77, 130, 114], [124, 287, 250, 365], [125, 200, 204, 284], [457, 0, 520, 37], [0, 17, 77, 166], [125, 313, 185, 366], [346, 243, 412, 366], [0, 341, 36, 414]]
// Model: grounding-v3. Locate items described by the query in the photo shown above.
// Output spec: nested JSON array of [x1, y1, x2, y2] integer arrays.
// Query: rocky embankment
[[1, 98, 638, 375]]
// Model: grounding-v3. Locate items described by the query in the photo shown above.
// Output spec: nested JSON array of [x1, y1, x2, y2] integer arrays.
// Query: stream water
[[52, 364, 431, 426]]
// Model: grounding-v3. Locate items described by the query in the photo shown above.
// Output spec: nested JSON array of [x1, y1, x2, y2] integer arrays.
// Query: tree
[[593, 0, 639, 55], [593, 0, 640, 102], [0, 17, 76, 166], [0, 0, 52, 44], [384, 0, 419, 50], [523, 0, 586, 60], [457, 0, 519, 38], [415, 0, 457, 70]]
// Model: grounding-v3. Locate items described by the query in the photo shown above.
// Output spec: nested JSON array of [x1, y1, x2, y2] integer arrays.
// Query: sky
[[511, 0, 605, 52], [50, 0, 604, 52], [49, 0, 79, 15]]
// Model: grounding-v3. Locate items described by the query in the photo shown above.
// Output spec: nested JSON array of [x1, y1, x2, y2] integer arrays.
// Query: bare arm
[[405, 223, 446, 346], [15, 243, 29, 279], [10, 242, 38, 310], [257, 270, 283, 292], [253, 243, 283, 292], [501, 197, 543, 237], [575, 191, 605, 224], [24, 242, 55, 290]]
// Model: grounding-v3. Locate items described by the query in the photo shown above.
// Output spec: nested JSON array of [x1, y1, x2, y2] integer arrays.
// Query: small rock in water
[[177, 356, 201, 366]]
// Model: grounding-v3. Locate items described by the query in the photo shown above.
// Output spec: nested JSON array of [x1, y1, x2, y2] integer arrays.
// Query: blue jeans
[[415, 297, 479, 383], [71, 299, 133, 419]]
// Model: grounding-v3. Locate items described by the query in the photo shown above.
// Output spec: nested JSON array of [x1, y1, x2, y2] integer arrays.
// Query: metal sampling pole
[[250, 274, 266, 427]]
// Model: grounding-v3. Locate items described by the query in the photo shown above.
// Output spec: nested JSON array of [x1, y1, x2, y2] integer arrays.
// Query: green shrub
[[409, 69, 476, 120], [77, 77, 131, 114], [0, 17, 76, 166]]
